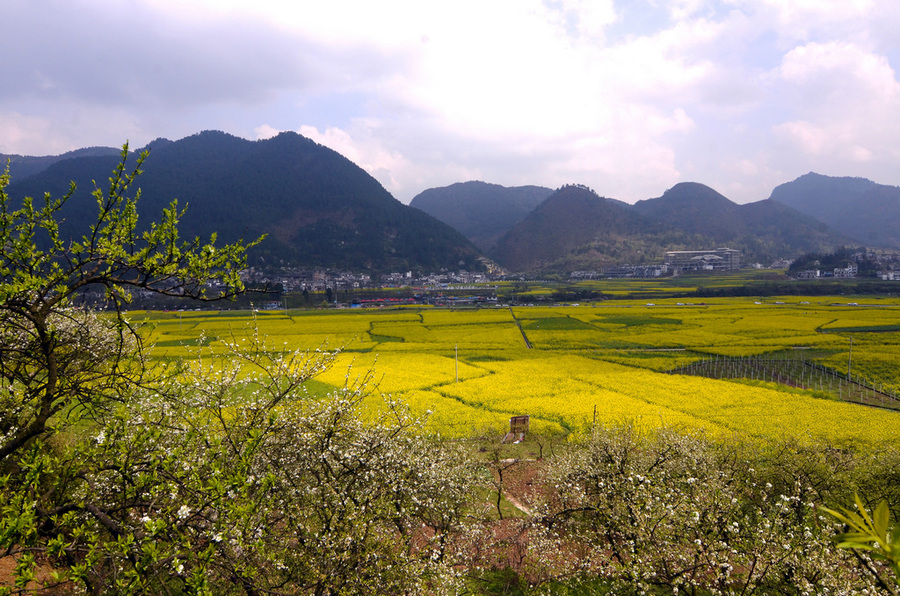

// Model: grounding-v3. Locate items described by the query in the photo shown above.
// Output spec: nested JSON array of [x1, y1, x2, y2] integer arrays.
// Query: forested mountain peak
[[486, 181, 847, 273], [488, 184, 649, 271], [410, 180, 551, 251], [5, 131, 482, 272], [769, 172, 900, 248]]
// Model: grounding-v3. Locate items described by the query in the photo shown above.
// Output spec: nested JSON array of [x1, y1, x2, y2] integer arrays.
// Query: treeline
[[688, 279, 900, 299], [788, 246, 879, 276]]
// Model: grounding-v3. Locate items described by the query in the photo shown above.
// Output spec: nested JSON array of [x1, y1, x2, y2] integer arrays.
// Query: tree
[[0, 145, 256, 467], [0, 148, 480, 594], [822, 494, 900, 593], [528, 425, 882, 594]]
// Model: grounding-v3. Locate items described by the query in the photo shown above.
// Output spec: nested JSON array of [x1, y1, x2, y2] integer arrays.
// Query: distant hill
[[4, 131, 482, 273], [490, 182, 849, 273], [634, 182, 846, 263], [489, 185, 667, 271], [1, 146, 122, 181], [633, 182, 744, 237], [768, 173, 900, 248], [409, 181, 551, 251], [8, 136, 874, 275]]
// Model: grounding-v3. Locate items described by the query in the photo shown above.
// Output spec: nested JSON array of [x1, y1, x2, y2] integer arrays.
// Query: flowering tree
[[0, 145, 255, 467], [529, 425, 886, 594], [3, 328, 478, 593], [0, 152, 480, 593]]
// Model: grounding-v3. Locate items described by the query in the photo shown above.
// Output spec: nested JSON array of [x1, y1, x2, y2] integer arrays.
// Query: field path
[[509, 307, 532, 349]]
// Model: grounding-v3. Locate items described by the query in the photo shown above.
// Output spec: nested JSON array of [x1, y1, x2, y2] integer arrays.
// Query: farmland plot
[[142, 298, 900, 447]]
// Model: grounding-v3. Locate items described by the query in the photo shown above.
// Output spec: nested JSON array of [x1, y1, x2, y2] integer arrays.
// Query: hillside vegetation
[[410, 181, 551, 251], [770, 172, 900, 248], [4, 131, 482, 272], [488, 184, 845, 272], [12, 132, 900, 276]]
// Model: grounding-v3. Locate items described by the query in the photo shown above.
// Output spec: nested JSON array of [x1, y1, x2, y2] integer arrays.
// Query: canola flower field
[[142, 296, 900, 447]]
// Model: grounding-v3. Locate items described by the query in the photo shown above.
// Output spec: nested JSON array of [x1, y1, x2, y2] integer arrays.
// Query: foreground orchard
[[137, 302, 900, 592], [3, 333, 481, 593], [8, 323, 900, 593], [6, 308, 900, 593], [0, 153, 480, 594], [522, 425, 900, 594]]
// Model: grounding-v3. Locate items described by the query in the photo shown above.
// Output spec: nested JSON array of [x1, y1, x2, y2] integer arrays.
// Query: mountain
[[409, 181, 551, 251], [490, 182, 849, 273], [1, 146, 122, 181], [632, 182, 744, 237], [4, 131, 482, 273], [490, 185, 672, 271], [634, 182, 845, 262], [768, 173, 900, 248], [768, 173, 877, 222]]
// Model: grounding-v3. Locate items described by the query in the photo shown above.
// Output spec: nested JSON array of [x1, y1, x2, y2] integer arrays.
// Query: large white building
[[664, 248, 741, 271], [833, 263, 858, 278]]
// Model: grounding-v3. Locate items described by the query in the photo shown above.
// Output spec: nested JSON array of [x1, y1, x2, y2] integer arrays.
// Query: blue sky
[[3, 0, 900, 204]]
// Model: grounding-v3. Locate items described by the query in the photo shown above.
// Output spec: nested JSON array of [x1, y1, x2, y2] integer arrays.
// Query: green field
[[142, 296, 900, 447], [489, 268, 900, 301]]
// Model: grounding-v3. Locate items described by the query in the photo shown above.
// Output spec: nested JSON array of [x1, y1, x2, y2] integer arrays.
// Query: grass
[[601, 313, 683, 325]]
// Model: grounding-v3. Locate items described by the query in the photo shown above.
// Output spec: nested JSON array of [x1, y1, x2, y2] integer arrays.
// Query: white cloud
[[761, 0, 875, 32], [773, 121, 829, 156], [297, 123, 415, 194], [4, 0, 900, 206], [550, 0, 618, 40], [0, 112, 59, 155], [774, 42, 900, 161], [668, 0, 708, 22], [0, 103, 144, 156], [253, 125, 281, 141]]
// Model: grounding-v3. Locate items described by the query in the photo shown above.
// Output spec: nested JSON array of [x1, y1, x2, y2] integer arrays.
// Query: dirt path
[[504, 491, 532, 516]]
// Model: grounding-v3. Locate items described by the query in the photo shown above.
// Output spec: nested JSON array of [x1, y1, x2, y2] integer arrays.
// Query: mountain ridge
[[410, 181, 551, 251], [487, 182, 851, 273], [9, 133, 896, 275], [4, 131, 483, 273], [1, 146, 123, 181], [768, 172, 900, 248]]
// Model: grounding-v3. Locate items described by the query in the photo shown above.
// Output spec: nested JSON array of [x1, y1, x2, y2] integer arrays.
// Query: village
[[239, 247, 900, 293]]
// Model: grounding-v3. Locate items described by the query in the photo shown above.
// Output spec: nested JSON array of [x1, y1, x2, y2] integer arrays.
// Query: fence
[[668, 354, 900, 410]]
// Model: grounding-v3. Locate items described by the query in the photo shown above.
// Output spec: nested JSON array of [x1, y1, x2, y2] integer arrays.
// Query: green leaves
[[0, 143, 263, 463], [1, 143, 260, 314], [822, 493, 900, 580], [0, 146, 265, 591]]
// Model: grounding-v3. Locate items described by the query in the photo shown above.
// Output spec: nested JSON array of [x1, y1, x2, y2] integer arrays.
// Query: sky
[[3, 0, 900, 205]]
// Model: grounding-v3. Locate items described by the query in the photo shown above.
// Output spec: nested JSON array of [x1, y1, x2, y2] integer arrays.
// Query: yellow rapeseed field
[[141, 298, 900, 446]]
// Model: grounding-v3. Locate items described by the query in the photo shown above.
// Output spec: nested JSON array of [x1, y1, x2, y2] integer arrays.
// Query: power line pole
[[847, 336, 853, 380]]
